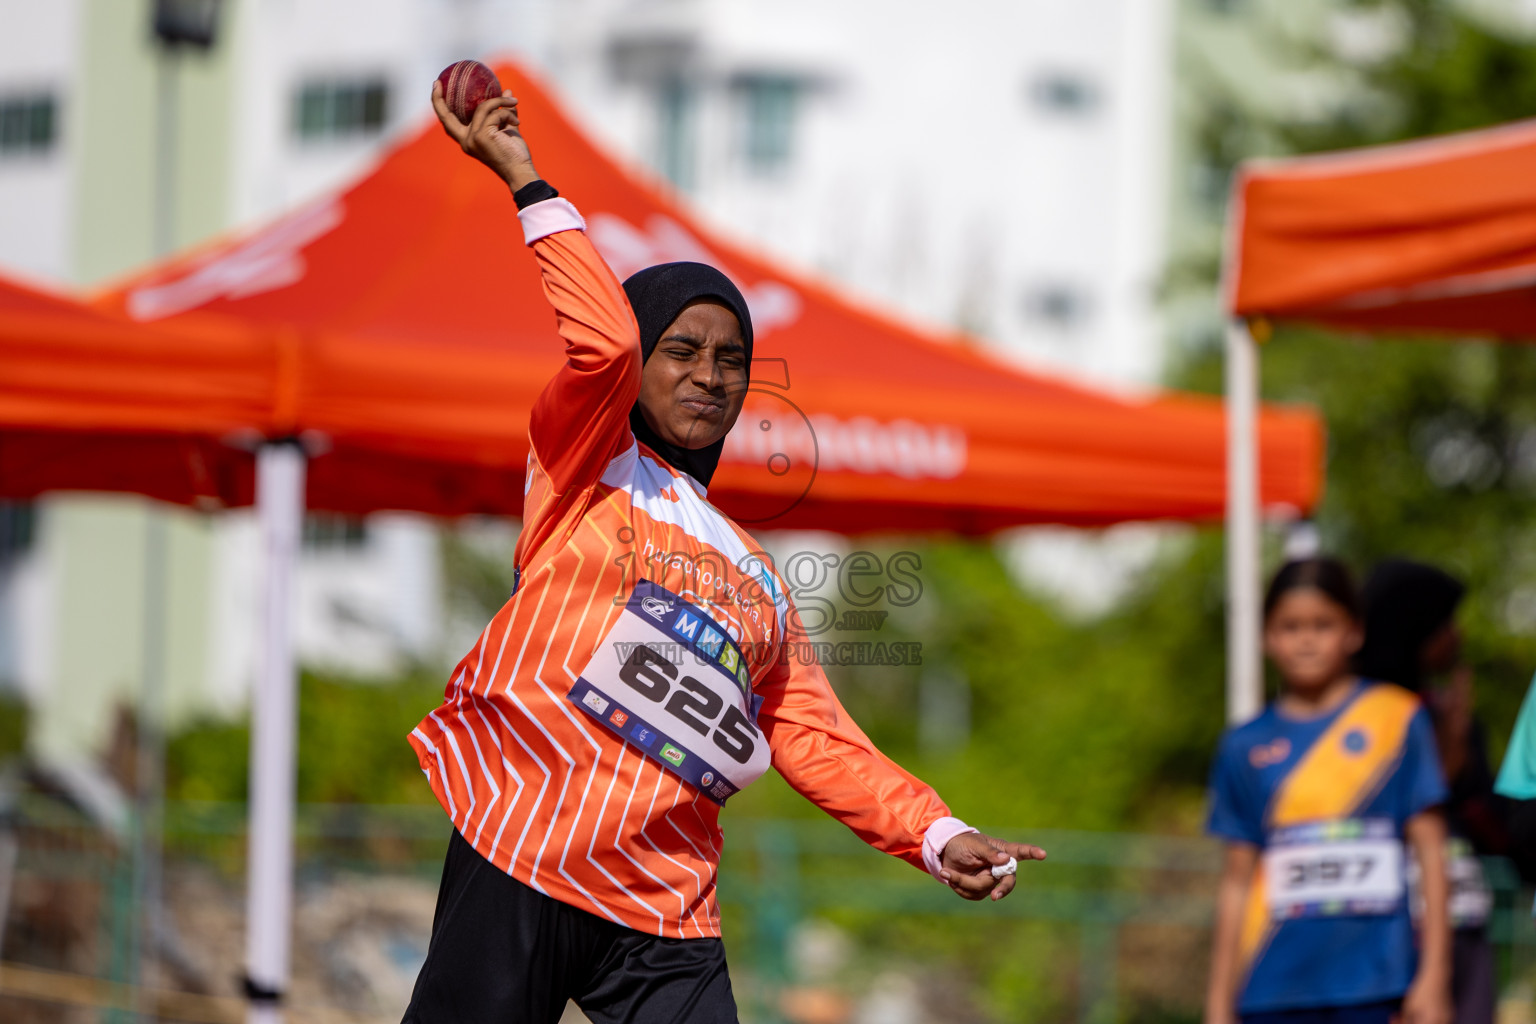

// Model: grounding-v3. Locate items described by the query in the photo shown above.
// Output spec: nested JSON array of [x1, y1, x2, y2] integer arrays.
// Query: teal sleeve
[[1495, 673, 1536, 799]]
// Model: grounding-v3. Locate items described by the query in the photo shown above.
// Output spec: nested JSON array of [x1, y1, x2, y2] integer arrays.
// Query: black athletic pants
[[402, 829, 739, 1024]]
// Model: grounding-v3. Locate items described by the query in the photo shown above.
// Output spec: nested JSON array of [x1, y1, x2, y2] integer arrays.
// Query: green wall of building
[[35, 0, 241, 761]]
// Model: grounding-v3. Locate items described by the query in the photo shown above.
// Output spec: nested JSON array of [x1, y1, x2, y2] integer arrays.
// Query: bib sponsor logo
[[700, 771, 715, 787], [710, 781, 734, 801], [582, 691, 611, 716], [609, 709, 629, 728], [697, 627, 724, 659], [1249, 737, 1291, 769], [641, 595, 673, 620], [630, 724, 657, 748], [673, 611, 700, 641], [660, 743, 686, 767]]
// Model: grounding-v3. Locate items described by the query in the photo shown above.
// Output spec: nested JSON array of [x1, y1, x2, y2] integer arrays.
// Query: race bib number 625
[[567, 579, 772, 805]]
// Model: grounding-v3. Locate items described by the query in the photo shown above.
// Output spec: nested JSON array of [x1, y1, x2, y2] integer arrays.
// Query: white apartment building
[[548, 0, 1173, 382]]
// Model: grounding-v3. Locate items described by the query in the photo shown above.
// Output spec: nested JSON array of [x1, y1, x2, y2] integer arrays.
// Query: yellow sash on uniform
[[1236, 684, 1421, 978]]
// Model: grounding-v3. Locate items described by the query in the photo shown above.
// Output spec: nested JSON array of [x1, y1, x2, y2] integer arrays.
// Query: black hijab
[[622, 262, 753, 488], [1355, 559, 1466, 692]]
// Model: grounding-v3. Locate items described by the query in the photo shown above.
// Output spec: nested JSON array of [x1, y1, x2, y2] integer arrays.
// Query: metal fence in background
[[1, 797, 1532, 1024]]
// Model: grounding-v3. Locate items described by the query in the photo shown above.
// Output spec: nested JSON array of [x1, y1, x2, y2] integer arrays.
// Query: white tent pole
[[1225, 318, 1262, 724], [246, 442, 305, 1024]]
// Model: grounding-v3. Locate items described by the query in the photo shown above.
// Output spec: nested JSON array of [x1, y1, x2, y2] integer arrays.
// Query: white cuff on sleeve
[[518, 197, 586, 245], [921, 816, 979, 882]]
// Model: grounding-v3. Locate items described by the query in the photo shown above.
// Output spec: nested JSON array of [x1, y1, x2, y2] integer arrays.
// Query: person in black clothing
[[1356, 560, 1507, 1024]]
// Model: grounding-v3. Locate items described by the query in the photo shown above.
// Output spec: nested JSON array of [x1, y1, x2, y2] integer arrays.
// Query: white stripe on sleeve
[[519, 197, 587, 245]]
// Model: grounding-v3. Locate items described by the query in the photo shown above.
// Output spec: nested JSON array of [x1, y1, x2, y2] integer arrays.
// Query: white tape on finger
[[991, 857, 1017, 879]]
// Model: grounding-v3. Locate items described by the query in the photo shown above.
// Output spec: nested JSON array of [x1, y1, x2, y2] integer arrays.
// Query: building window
[[0, 503, 36, 559], [0, 93, 58, 158], [1029, 72, 1099, 117], [303, 513, 368, 550], [656, 77, 697, 190], [294, 78, 389, 141], [734, 75, 798, 175], [1022, 283, 1092, 329]]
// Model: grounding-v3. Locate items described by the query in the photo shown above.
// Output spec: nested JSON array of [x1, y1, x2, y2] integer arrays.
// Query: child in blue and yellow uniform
[[1204, 558, 1452, 1024]]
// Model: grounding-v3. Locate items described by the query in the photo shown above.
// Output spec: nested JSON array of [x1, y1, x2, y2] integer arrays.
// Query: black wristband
[[512, 179, 559, 209]]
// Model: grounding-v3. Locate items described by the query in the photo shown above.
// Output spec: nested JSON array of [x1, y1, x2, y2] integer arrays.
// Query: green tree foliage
[[747, 539, 1229, 831], [166, 670, 445, 804], [1295, 0, 1536, 149], [0, 691, 27, 761]]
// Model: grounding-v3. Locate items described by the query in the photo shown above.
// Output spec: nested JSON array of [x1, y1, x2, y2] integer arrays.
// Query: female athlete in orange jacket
[[402, 80, 1044, 1024]]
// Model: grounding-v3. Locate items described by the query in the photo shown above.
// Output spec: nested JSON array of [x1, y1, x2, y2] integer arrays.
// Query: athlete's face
[[637, 300, 748, 450], [1263, 587, 1362, 694]]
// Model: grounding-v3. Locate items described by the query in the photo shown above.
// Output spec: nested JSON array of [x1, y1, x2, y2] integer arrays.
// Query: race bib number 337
[[1263, 818, 1404, 919], [567, 580, 771, 805]]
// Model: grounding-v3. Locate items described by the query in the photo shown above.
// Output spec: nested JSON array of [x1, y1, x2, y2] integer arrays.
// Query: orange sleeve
[[526, 226, 642, 496], [757, 644, 951, 871]]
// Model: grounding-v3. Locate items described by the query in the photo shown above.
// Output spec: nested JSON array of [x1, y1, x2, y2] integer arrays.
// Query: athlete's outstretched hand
[[940, 832, 1046, 902], [431, 81, 541, 192]]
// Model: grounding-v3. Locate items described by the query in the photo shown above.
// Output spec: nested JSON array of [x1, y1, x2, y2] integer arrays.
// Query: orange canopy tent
[[0, 270, 301, 1013], [1229, 119, 1536, 337], [78, 60, 1322, 533], [0, 271, 267, 505], [1222, 119, 1536, 721]]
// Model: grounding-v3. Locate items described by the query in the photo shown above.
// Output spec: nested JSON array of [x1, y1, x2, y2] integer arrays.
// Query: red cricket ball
[[436, 60, 503, 124]]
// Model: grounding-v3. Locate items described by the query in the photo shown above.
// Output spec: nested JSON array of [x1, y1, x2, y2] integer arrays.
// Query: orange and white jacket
[[410, 196, 969, 939]]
